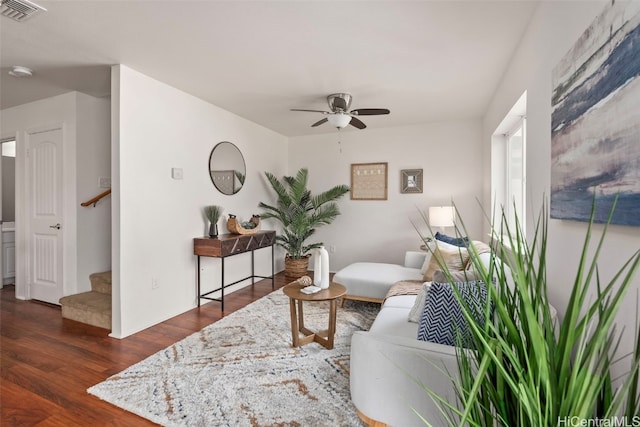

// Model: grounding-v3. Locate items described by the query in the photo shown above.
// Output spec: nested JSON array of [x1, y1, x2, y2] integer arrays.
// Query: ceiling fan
[[291, 93, 390, 130]]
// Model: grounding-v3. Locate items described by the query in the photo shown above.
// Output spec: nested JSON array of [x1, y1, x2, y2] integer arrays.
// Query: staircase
[[59, 271, 111, 330]]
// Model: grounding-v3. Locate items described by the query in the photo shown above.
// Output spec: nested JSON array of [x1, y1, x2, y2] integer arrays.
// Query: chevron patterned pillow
[[417, 281, 490, 348]]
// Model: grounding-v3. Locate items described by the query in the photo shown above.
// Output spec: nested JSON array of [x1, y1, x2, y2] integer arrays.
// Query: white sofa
[[344, 249, 459, 427], [350, 250, 558, 427], [333, 251, 426, 303], [350, 291, 460, 427]]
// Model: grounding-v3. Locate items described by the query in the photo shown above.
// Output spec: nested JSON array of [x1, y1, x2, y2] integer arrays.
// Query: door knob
[[49, 223, 61, 230]]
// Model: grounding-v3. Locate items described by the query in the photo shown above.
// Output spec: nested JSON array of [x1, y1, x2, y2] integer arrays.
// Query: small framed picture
[[351, 162, 388, 200], [401, 169, 423, 194]]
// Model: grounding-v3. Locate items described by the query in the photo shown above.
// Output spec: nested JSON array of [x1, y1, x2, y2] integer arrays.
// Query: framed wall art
[[350, 162, 388, 200], [401, 169, 423, 194], [550, 1, 640, 226]]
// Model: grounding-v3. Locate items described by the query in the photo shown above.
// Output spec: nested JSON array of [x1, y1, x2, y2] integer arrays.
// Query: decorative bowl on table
[[226, 214, 261, 235]]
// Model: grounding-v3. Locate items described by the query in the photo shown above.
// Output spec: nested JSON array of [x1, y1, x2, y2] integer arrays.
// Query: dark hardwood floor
[[1, 274, 293, 426]]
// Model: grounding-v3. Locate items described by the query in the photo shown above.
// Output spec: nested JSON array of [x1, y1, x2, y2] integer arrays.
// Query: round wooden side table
[[283, 282, 346, 350]]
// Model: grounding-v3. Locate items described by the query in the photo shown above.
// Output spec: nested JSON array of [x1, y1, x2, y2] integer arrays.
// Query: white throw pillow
[[408, 282, 431, 323]]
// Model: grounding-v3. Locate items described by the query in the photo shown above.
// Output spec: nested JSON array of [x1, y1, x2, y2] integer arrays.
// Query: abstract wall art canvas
[[551, 1, 640, 226]]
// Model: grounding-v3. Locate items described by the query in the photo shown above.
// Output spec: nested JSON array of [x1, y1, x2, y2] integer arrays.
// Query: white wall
[[112, 65, 288, 338], [483, 0, 640, 366], [76, 93, 112, 291], [111, 66, 122, 337], [289, 120, 484, 271], [0, 92, 111, 299]]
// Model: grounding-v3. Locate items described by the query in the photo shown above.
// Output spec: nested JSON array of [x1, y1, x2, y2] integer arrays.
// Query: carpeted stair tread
[[59, 290, 111, 330], [90, 271, 112, 295], [60, 290, 110, 310]]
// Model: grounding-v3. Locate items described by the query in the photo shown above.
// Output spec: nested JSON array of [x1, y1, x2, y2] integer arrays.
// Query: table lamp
[[429, 206, 455, 234]]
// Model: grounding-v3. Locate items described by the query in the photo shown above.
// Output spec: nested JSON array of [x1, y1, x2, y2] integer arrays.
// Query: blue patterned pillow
[[417, 281, 489, 348], [434, 232, 469, 248]]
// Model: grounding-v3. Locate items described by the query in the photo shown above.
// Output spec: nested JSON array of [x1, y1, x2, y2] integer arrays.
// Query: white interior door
[[27, 128, 64, 304]]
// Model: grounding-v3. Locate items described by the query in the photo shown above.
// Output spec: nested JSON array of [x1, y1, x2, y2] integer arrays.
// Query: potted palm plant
[[416, 200, 640, 426], [258, 168, 349, 279]]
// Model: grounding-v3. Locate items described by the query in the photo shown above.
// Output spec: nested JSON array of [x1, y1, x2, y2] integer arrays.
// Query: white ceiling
[[0, 0, 539, 137]]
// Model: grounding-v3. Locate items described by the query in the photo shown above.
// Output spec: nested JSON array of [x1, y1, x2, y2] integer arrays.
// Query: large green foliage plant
[[258, 168, 349, 259], [419, 200, 640, 426]]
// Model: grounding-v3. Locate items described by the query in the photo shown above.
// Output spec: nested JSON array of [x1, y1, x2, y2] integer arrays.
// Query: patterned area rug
[[88, 288, 379, 426]]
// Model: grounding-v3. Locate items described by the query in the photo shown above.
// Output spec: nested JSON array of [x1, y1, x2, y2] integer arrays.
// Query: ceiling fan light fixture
[[327, 113, 351, 129], [291, 93, 389, 130], [8, 65, 33, 77]]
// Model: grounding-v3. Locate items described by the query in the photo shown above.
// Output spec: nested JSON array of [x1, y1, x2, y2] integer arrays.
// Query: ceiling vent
[[1, 0, 46, 22]]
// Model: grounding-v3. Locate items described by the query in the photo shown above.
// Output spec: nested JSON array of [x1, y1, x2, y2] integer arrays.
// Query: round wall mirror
[[209, 142, 246, 195]]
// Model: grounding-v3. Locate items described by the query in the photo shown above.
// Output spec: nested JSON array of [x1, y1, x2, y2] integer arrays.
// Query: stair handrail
[[81, 189, 111, 207]]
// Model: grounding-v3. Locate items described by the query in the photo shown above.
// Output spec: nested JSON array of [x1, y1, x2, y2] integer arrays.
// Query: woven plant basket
[[227, 215, 260, 235], [285, 254, 311, 280]]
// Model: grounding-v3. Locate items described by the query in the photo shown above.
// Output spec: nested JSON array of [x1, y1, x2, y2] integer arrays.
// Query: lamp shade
[[327, 113, 352, 129], [429, 206, 455, 228]]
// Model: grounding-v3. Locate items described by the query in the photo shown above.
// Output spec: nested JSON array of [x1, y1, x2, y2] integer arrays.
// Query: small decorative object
[[298, 275, 321, 294], [350, 162, 388, 200], [296, 275, 313, 286], [205, 205, 223, 238], [401, 169, 423, 194], [300, 285, 322, 294], [313, 246, 330, 289], [226, 214, 261, 235]]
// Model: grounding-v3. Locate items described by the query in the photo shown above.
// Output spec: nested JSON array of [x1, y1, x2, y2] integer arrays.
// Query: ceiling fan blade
[[311, 118, 328, 127], [333, 97, 348, 111], [350, 108, 390, 116], [349, 117, 366, 129], [291, 109, 329, 113]]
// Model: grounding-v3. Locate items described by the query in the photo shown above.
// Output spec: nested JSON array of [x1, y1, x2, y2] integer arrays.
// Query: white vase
[[313, 246, 330, 289]]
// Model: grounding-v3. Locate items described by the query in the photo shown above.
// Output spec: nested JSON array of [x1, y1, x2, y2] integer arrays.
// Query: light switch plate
[[171, 168, 183, 180]]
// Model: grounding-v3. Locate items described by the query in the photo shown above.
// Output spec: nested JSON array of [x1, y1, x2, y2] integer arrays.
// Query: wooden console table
[[194, 231, 276, 311]]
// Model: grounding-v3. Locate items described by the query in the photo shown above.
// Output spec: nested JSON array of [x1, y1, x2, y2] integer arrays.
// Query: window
[[1, 139, 15, 158], [505, 119, 526, 231], [492, 92, 527, 237]]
